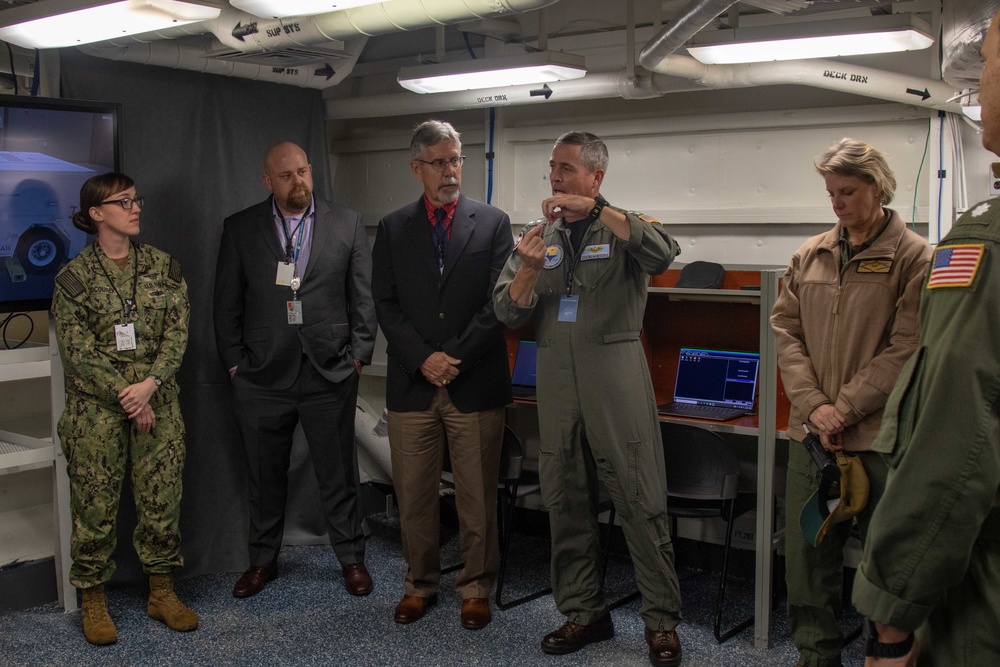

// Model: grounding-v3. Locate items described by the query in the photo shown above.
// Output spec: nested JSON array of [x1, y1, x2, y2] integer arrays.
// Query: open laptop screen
[[672, 347, 759, 409], [510, 340, 538, 397]]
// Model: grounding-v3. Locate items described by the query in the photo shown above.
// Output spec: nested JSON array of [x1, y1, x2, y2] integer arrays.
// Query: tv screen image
[[0, 96, 121, 313]]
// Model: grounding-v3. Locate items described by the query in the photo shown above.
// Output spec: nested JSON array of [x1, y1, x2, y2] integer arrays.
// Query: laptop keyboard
[[511, 386, 536, 398], [657, 402, 746, 421]]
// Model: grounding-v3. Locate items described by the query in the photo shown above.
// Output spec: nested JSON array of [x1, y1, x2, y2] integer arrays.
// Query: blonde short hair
[[815, 138, 896, 206]]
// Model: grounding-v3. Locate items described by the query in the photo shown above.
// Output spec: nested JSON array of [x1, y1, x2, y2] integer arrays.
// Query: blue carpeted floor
[[0, 513, 865, 666]]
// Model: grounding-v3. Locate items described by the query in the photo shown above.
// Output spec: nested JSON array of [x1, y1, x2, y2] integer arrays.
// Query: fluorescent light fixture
[[962, 105, 982, 121], [398, 51, 586, 94], [687, 13, 933, 65], [229, 0, 385, 19], [0, 0, 221, 49]]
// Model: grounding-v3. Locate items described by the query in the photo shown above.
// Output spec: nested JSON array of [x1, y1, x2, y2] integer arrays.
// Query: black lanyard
[[95, 242, 139, 322], [276, 204, 311, 266]]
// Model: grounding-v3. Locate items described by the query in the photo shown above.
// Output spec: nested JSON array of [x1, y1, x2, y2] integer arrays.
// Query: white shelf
[[0, 344, 51, 382]]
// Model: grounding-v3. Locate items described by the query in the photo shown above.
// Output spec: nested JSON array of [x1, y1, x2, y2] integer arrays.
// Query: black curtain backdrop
[[61, 50, 336, 583]]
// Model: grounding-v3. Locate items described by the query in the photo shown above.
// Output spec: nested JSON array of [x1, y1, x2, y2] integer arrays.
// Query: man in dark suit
[[372, 120, 513, 630], [214, 141, 377, 599]]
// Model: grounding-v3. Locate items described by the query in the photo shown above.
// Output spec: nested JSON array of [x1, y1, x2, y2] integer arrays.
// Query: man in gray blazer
[[214, 141, 377, 599], [372, 120, 513, 630]]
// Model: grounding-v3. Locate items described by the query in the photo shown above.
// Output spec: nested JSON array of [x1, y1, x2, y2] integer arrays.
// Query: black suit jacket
[[372, 194, 513, 412], [214, 196, 376, 391]]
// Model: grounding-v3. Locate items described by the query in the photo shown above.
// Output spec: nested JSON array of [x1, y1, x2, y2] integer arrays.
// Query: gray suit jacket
[[214, 196, 376, 391]]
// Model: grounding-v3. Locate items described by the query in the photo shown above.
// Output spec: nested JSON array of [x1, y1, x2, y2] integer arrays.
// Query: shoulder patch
[[632, 211, 662, 225], [927, 244, 984, 289], [55, 270, 85, 297], [167, 257, 183, 285]]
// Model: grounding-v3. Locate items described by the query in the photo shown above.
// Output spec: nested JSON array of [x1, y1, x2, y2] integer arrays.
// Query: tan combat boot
[[80, 584, 118, 645], [147, 573, 199, 632]]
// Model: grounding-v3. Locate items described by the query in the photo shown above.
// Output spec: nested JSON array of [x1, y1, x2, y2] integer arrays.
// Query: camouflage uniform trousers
[[57, 392, 186, 588]]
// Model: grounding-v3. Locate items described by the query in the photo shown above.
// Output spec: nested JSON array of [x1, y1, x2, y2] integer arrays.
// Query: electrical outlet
[[991, 162, 1000, 196]]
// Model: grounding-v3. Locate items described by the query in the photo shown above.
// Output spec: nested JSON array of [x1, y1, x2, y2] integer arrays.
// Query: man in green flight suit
[[851, 8, 1000, 666], [494, 131, 684, 667]]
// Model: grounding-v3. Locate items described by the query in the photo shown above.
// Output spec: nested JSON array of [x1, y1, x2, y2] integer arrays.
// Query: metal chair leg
[[714, 499, 753, 642]]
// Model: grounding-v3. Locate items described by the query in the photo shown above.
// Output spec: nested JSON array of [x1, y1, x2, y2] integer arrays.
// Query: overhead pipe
[[325, 69, 697, 119], [81, 0, 559, 87], [638, 0, 737, 70], [80, 37, 366, 89]]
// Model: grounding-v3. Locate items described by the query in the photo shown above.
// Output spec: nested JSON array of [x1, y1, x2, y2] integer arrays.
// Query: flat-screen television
[[0, 95, 122, 313]]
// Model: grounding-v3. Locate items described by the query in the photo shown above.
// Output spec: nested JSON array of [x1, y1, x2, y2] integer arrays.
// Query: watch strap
[[864, 620, 914, 658], [589, 194, 608, 220]]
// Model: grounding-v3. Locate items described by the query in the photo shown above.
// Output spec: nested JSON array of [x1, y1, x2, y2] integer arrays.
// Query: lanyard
[[276, 204, 310, 271], [95, 242, 139, 322]]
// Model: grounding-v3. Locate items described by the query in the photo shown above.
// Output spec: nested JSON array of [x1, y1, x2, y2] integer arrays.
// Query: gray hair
[[815, 138, 896, 206], [554, 131, 609, 173], [411, 120, 462, 159]]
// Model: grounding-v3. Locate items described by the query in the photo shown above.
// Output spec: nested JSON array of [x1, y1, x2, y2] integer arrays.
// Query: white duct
[[81, 36, 366, 89], [80, 0, 560, 87], [355, 396, 392, 485], [326, 69, 696, 118], [650, 54, 963, 114]]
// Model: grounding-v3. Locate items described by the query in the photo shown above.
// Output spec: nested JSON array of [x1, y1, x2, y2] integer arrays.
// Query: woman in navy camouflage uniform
[[51, 172, 196, 646]]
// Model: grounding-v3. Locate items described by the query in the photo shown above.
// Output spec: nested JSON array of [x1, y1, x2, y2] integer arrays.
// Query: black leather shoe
[[645, 627, 683, 667], [342, 563, 373, 596], [232, 563, 277, 598], [393, 594, 437, 624], [540, 615, 615, 655]]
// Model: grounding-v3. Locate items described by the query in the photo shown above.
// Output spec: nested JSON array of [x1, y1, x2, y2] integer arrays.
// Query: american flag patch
[[927, 244, 984, 289]]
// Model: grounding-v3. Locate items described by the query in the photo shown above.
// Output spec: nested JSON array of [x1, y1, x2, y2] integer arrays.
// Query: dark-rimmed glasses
[[99, 196, 144, 210], [414, 156, 466, 172]]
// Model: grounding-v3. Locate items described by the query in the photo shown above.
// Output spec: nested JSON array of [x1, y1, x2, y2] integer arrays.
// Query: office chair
[[661, 421, 754, 643]]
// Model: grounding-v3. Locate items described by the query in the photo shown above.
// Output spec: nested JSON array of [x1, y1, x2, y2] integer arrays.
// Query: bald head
[[263, 142, 313, 214]]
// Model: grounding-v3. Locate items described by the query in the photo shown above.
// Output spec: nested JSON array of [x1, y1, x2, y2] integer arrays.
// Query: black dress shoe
[[342, 563, 373, 596], [540, 615, 615, 655], [645, 627, 682, 667], [232, 563, 277, 598]]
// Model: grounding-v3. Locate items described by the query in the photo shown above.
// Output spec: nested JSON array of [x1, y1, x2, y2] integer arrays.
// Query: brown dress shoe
[[342, 563, 373, 596], [460, 597, 492, 630], [540, 615, 615, 655], [393, 594, 438, 624], [232, 563, 277, 598], [645, 627, 683, 667]]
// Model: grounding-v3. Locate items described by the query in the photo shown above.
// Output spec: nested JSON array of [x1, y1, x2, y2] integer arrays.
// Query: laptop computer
[[510, 339, 538, 399], [658, 347, 760, 421]]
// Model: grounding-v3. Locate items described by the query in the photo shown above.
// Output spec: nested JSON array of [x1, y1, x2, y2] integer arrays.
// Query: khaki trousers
[[388, 388, 504, 599]]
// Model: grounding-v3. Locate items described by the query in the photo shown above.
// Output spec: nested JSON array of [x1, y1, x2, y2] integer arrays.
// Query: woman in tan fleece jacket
[[771, 138, 931, 667]]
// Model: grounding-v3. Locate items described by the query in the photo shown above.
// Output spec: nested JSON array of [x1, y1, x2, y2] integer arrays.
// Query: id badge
[[115, 323, 137, 351], [276, 262, 294, 286], [287, 300, 304, 325], [558, 295, 579, 322]]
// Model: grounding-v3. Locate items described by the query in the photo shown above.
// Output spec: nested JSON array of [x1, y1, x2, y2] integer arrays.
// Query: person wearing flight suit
[[494, 131, 684, 667], [851, 9, 1000, 665], [51, 172, 196, 646]]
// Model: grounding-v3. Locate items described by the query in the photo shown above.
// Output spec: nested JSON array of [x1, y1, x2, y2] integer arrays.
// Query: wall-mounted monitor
[[0, 95, 122, 313]]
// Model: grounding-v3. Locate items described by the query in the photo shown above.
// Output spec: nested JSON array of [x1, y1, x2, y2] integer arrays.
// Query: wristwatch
[[589, 194, 608, 220], [149, 375, 162, 388], [864, 619, 914, 658]]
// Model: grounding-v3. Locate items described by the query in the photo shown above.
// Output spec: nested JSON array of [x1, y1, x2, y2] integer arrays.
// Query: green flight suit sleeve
[[620, 210, 680, 276], [853, 223, 1000, 631], [493, 221, 542, 330]]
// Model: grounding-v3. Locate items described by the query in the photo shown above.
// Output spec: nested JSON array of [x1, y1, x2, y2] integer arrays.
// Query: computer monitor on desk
[[658, 347, 760, 421]]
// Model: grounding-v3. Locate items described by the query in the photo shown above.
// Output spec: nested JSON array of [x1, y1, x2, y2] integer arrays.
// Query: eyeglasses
[[414, 156, 466, 172], [99, 196, 144, 210]]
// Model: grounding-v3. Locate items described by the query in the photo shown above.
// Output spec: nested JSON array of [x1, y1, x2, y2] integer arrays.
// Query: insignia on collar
[[971, 202, 992, 218]]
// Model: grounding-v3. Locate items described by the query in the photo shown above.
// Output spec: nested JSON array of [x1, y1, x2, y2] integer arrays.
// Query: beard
[[286, 184, 312, 211], [437, 179, 460, 205]]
